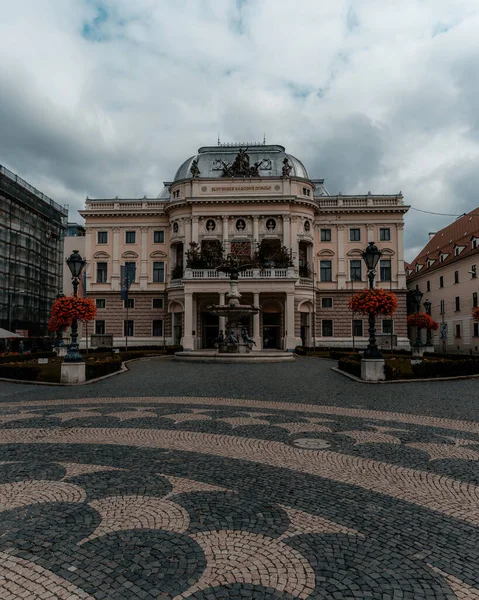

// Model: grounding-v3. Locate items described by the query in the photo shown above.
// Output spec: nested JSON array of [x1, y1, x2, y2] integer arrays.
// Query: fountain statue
[[207, 254, 259, 353]]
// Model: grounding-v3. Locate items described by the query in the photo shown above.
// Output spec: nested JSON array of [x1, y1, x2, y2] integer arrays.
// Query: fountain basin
[[174, 350, 295, 363]]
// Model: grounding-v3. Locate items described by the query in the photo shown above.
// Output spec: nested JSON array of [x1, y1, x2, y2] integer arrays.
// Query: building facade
[[80, 143, 409, 350], [0, 164, 67, 336], [406, 208, 479, 353]]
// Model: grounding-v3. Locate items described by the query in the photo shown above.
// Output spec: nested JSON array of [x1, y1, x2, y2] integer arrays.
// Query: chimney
[[428, 232, 436, 241]]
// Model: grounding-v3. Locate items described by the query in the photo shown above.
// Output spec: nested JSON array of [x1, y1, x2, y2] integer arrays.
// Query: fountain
[[174, 254, 295, 363]]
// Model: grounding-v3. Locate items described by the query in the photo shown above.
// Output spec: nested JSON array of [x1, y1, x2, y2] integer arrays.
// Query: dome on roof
[[173, 145, 309, 181]]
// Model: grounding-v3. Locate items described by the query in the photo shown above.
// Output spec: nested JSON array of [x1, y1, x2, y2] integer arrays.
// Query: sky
[[1, 0, 479, 261]]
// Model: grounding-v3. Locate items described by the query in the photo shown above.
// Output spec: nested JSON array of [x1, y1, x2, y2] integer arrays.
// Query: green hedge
[[0, 364, 41, 380], [166, 345, 183, 355], [385, 357, 479, 379], [86, 357, 122, 380], [0, 351, 56, 364], [338, 356, 361, 378]]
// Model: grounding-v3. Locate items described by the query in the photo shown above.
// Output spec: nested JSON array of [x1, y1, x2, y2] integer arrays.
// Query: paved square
[[0, 358, 478, 599]]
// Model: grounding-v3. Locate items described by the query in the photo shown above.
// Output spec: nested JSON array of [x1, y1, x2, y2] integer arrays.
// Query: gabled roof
[[407, 207, 479, 279]]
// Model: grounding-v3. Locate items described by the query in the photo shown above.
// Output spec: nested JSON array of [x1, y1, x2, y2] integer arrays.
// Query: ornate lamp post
[[362, 242, 383, 359], [64, 250, 86, 363], [412, 288, 424, 347], [423, 298, 432, 346]]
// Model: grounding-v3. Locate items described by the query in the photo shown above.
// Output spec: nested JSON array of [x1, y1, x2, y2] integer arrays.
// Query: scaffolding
[[0, 165, 68, 336]]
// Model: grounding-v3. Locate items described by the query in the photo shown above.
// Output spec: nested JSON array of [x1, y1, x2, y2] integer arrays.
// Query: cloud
[[0, 0, 478, 260]]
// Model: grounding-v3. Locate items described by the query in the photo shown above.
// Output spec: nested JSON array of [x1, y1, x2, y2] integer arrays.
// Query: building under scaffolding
[[0, 165, 67, 336]]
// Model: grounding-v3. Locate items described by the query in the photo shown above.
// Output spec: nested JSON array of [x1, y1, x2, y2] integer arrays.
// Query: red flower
[[407, 313, 439, 330], [473, 307, 479, 321], [349, 289, 398, 316], [49, 296, 97, 330]]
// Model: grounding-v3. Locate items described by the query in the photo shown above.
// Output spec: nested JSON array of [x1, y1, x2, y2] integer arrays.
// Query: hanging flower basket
[[348, 288, 398, 316], [473, 307, 479, 321], [407, 313, 439, 330], [49, 296, 97, 330]]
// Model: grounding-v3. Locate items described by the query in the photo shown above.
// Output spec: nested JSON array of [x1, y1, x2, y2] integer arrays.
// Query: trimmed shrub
[[0, 351, 56, 364], [413, 359, 479, 378], [338, 356, 361, 378], [166, 345, 183, 355], [294, 346, 307, 356], [0, 365, 41, 381], [330, 351, 361, 361], [86, 357, 122, 380], [384, 358, 414, 380]]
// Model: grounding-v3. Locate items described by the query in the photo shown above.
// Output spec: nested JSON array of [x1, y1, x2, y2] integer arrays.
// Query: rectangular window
[[426, 280, 430, 292], [320, 260, 332, 282], [353, 319, 363, 337], [322, 319, 333, 337], [440, 299, 445, 315], [471, 265, 477, 278], [382, 319, 394, 334], [350, 260, 362, 281], [320, 229, 331, 242], [321, 297, 333, 308], [379, 228, 391, 241], [439, 276, 444, 288], [474, 323, 479, 337], [153, 230, 164, 244], [152, 320, 163, 337], [473, 292, 478, 308], [96, 262, 107, 283], [97, 231, 108, 244], [454, 270, 459, 284], [153, 261, 165, 283], [455, 324, 461, 338], [95, 320, 105, 335], [125, 231, 136, 244], [124, 320, 134, 337], [124, 262, 136, 282], [455, 296, 460, 311], [379, 259, 391, 282], [350, 228, 361, 242], [124, 298, 135, 309], [152, 298, 164, 309], [95, 298, 106, 309]]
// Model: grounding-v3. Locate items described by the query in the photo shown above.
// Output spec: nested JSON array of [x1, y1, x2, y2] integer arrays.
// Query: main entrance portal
[[202, 313, 219, 349], [263, 313, 281, 349]]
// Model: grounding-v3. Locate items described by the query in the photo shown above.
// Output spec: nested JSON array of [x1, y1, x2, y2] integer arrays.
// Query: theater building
[[80, 143, 409, 350]]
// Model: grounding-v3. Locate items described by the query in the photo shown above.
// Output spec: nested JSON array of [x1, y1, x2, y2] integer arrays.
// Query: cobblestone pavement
[[1, 358, 479, 598]]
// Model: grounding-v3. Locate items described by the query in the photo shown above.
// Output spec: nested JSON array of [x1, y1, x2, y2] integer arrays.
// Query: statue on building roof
[[190, 159, 201, 178], [282, 157, 292, 177]]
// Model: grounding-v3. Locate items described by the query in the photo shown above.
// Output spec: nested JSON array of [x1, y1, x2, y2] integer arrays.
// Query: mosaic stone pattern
[[1, 394, 479, 599]]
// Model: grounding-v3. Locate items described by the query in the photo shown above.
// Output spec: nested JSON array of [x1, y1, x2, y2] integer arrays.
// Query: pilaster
[[337, 224, 346, 289], [140, 226, 148, 290], [112, 227, 120, 291]]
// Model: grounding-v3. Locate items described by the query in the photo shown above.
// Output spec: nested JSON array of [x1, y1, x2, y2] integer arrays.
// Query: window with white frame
[[379, 228, 391, 241]]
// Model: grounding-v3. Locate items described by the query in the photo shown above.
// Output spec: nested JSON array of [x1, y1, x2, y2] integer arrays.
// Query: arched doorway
[[262, 300, 282, 349], [298, 300, 313, 348], [169, 301, 184, 346]]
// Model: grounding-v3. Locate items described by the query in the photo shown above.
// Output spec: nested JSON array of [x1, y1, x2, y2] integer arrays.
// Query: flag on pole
[[120, 264, 136, 301]]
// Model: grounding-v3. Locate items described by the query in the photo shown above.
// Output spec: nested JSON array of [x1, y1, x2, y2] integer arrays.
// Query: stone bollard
[[361, 358, 385, 381]]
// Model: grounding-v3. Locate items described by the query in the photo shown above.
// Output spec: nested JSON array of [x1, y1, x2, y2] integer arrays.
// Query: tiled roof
[[407, 207, 479, 278]]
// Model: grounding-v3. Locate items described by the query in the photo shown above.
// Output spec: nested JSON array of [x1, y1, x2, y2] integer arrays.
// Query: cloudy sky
[[1, 0, 479, 260]]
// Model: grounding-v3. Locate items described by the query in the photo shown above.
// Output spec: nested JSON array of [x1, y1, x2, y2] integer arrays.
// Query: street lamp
[[423, 298, 432, 346], [362, 242, 383, 359], [64, 250, 86, 363], [412, 287, 424, 347]]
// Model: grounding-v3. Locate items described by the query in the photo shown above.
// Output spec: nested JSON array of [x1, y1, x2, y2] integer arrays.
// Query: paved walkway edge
[[331, 366, 479, 384], [0, 356, 171, 387]]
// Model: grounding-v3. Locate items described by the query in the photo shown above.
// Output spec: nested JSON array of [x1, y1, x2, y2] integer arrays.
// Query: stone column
[[290, 217, 299, 270], [222, 215, 229, 254], [182, 292, 194, 350], [219, 293, 226, 333], [85, 227, 93, 289], [192, 293, 198, 349], [253, 292, 261, 349], [285, 292, 299, 351], [192, 216, 199, 244], [140, 226, 148, 290], [253, 216, 259, 243], [283, 216, 290, 247], [184, 218, 192, 265], [337, 225, 346, 290], [397, 223, 406, 289], [112, 227, 120, 291]]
